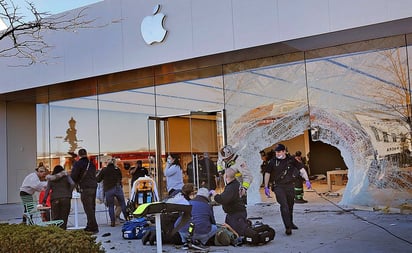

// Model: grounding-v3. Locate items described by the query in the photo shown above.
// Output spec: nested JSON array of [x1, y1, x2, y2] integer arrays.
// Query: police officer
[[263, 144, 311, 236], [217, 145, 253, 203]]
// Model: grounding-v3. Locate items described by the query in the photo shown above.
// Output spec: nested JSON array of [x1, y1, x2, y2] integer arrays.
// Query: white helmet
[[220, 145, 235, 160]]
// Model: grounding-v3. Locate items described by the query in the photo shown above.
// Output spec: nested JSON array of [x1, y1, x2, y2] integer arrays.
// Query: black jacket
[[71, 157, 97, 190], [265, 154, 300, 185], [97, 163, 123, 192], [214, 179, 246, 215]]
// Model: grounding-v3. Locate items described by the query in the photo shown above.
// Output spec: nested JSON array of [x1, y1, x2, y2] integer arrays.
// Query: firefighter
[[217, 145, 253, 204]]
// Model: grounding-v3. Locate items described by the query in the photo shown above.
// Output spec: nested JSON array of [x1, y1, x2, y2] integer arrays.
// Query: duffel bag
[[243, 222, 275, 245], [122, 217, 150, 239]]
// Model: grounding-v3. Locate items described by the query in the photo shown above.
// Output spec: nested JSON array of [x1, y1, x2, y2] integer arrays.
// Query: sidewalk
[[1, 182, 411, 253]]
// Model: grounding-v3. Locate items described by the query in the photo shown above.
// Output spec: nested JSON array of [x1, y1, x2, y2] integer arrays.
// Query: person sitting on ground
[[181, 183, 194, 201], [177, 188, 217, 250], [210, 167, 249, 237]]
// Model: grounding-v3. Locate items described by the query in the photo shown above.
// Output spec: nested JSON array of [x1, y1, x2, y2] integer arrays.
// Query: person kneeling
[[177, 188, 217, 250]]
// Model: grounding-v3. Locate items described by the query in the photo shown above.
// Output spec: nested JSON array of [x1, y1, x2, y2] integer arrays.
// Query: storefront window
[[35, 34, 412, 207], [306, 37, 412, 206]]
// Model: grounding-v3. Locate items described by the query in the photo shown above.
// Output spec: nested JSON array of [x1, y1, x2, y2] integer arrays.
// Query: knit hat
[[196, 188, 210, 200]]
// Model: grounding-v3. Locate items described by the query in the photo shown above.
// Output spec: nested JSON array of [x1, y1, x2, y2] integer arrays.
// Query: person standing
[[217, 145, 253, 204], [42, 165, 75, 229], [165, 154, 184, 196], [71, 148, 99, 233], [259, 150, 268, 187], [293, 151, 310, 203], [129, 160, 149, 188], [198, 153, 218, 190], [19, 166, 48, 223], [264, 144, 312, 236], [97, 158, 128, 227], [210, 168, 249, 237]]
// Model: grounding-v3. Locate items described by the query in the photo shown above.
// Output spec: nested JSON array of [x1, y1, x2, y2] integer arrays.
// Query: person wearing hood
[[42, 165, 75, 229]]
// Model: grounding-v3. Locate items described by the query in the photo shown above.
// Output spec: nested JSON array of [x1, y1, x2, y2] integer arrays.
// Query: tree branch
[[0, 0, 97, 65]]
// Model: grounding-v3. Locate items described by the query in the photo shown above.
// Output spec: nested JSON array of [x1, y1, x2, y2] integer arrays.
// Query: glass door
[[148, 110, 225, 199]]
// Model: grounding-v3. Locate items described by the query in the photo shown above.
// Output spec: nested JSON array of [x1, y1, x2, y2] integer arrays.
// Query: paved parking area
[[1, 182, 411, 253]]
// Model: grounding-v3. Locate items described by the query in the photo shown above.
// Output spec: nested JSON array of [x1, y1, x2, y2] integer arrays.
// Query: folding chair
[[22, 198, 64, 227]]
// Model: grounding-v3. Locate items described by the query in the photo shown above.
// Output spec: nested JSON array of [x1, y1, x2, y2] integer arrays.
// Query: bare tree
[[0, 0, 95, 65], [370, 49, 412, 137]]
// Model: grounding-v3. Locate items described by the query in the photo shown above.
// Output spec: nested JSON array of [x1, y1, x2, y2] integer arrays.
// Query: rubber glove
[[264, 187, 271, 197], [305, 180, 312, 189]]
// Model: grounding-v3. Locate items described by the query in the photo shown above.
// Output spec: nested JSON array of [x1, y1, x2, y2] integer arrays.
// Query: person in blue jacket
[[177, 187, 217, 250]]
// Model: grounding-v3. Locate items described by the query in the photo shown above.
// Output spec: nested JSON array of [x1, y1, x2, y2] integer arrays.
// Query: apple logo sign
[[141, 4, 167, 45]]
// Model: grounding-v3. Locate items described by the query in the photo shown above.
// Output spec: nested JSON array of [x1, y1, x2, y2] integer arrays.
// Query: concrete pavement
[[1, 182, 411, 253]]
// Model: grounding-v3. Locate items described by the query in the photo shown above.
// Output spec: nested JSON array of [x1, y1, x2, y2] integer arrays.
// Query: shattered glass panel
[[223, 59, 310, 204], [307, 46, 412, 208]]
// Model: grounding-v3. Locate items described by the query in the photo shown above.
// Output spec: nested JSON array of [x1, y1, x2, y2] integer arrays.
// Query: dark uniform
[[265, 154, 301, 232], [214, 178, 248, 236]]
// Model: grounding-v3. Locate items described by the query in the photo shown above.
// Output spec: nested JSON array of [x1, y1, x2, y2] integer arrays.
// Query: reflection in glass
[[307, 45, 412, 207], [98, 87, 155, 154], [48, 96, 99, 171]]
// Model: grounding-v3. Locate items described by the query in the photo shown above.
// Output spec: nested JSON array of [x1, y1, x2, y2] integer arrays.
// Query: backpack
[[214, 226, 239, 246], [243, 222, 275, 245], [122, 217, 150, 239]]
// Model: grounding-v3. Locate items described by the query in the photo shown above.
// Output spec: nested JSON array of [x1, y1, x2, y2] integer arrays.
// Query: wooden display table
[[327, 169, 348, 192]]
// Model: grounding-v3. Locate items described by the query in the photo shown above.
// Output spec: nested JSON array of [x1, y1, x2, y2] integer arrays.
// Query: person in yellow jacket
[[217, 145, 253, 203]]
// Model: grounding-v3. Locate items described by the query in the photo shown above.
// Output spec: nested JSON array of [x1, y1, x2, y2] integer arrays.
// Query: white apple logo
[[141, 4, 167, 45]]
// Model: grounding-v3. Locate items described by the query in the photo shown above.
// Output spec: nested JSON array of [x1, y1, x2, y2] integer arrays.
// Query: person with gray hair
[[177, 187, 217, 250]]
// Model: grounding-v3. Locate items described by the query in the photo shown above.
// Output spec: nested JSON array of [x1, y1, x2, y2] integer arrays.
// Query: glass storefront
[[36, 34, 412, 207]]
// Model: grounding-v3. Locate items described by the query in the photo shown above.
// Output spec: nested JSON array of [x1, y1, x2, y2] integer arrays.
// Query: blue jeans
[[105, 185, 127, 223], [179, 224, 218, 245]]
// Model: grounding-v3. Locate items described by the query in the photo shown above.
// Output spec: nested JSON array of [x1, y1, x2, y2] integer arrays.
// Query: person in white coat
[[20, 166, 48, 223]]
